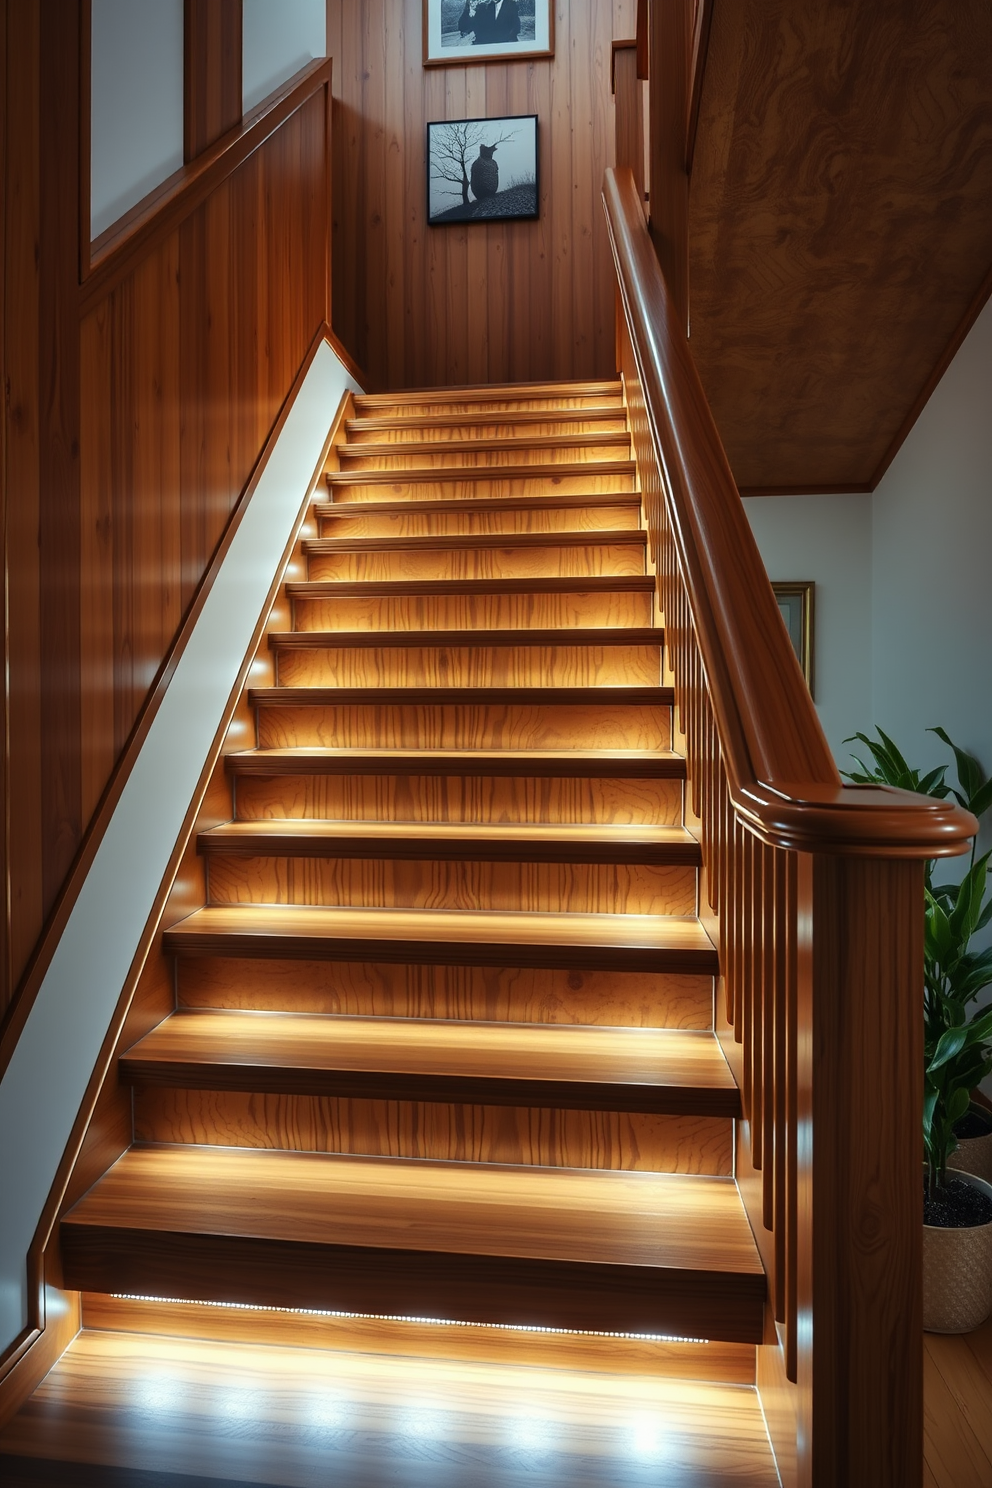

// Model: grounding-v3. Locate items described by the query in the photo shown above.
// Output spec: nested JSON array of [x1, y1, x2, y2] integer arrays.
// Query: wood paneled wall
[[326, 0, 635, 390], [1, 5, 331, 1015]]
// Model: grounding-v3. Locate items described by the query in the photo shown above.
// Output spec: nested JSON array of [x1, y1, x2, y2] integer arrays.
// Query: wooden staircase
[[2, 381, 780, 1484]]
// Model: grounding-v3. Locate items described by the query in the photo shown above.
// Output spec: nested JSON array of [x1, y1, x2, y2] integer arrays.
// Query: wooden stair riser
[[346, 415, 629, 443], [317, 502, 643, 538], [175, 957, 716, 1030], [132, 1088, 733, 1175], [253, 700, 673, 751], [202, 853, 697, 917], [79, 1293, 759, 1384], [336, 440, 631, 471], [305, 540, 646, 583], [231, 771, 685, 828], [353, 386, 623, 418], [273, 642, 662, 689], [291, 586, 655, 632], [325, 469, 637, 500]]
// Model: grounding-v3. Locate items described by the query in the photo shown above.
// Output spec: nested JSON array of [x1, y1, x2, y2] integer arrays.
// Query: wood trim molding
[[635, 0, 648, 78], [685, 0, 712, 175], [868, 256, 992, 490], [739, 483, 871, 498], [610, 39, 636, 94], [603, 165, 976, 861], [80, 57, 331, 308], [0, 325, 351, 1088], [184, 0, 243, 163]]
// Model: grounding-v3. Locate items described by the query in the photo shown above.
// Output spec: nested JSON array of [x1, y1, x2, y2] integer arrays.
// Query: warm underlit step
[[61, 1147, 763, 1340], [120, 1011, 738, 1117], [0, 1328, 780, 1485], [345, 406, 629, 441], [268, 629, 662, 689], [325, 459, 637, 492], [314, 493, 643, 538], [336, 434, 632, 471], [198, 819, 699, 864], [354, 378, 623, 415], [305, 531, 646, 583], [249, 688, 672, 752], [162, 904, 717, 974], [225, 746, 686, 778]]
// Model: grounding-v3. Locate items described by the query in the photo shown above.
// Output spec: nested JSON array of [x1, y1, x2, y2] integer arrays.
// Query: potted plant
[[845, 727, 992, 1331]]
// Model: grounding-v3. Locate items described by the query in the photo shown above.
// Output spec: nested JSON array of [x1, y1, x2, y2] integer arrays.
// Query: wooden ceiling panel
[[687, 0, 992, 491]]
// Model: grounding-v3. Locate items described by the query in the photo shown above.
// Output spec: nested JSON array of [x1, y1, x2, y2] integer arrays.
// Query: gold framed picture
[[772, 582, 815, 697], [423, 0, 555, 68]]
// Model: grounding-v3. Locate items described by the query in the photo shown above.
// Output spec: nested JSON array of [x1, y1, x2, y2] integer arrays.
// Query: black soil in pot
[[953, 1105, 992, 1140], [924, 1176, 992, 1229]]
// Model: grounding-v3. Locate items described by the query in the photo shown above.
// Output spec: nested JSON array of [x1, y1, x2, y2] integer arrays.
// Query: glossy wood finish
[[62, 1146, 764, 1339], [688, 0, 992, 491], [647, 0, 690, 333], [0, 55, 332, 1017], [184, 0, 242, 161], [121, 1009, 738, 1115], [612, 43, 645, 207], [605, 163, 977, 1485], [0, 1329, 780, 1485], [327, 0, 637, 390]]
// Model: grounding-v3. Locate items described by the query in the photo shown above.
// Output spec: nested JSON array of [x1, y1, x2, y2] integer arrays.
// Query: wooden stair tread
[[0, 1330, 780, 1483], [63, 1145, 761, 1279], [162, 904, 718, 974], [225, 746, 687, 778], [354, 379, 623, 410], [120, 1011, 739, 1115], [198, 819, 700, 863], [338, 433, 632, 459], [302, 529, 647, 553], [249, 685, 674, 706], [326, 460, 637, 487], [314, 491, 641, 517], [345, 404, 628, 432], [268, 626, 661, 651], [285, 576, 656, 598]]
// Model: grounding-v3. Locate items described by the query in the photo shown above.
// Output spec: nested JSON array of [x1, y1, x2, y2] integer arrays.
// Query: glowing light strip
[[110, 1295, 709, 1345]]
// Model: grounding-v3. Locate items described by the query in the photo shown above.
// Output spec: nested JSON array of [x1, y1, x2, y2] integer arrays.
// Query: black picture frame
[[423, 0, 554, 67], [426, 114, 539, 226]]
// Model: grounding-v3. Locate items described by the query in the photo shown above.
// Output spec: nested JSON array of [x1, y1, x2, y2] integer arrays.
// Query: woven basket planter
[[948, 1105, 992, 1186], [923, 1170, 992, 1334]]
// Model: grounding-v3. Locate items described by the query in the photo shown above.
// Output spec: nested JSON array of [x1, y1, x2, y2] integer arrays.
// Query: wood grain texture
[[61, 1146, 764, 1338], [327, 0, 637, 389], [0, 1329, 779, 1483], [688, 0, 992, 489], [177, 956, 714, 1029], [647, 0, 690, 331], [121, 1010, 737, 1115], [80, 1291, 756, 1380], [184, 0, 242, 162], [164, 903, 718, 974]]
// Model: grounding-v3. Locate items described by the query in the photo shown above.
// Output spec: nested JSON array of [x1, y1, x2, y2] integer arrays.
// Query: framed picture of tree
[[426, 115, 539, 224], [423, 0, 554, 66]]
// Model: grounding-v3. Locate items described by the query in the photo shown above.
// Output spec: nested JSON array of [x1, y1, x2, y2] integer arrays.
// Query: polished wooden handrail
[[603, 166, 974, 858]]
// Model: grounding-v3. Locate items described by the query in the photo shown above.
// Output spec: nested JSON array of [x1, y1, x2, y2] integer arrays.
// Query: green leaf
[[917, 765, 950, 799], [948, 1087, 972, 1124], [929, 1026, 970, 1071], [968, 777, 992, 822], [930, 727, 987, 806]]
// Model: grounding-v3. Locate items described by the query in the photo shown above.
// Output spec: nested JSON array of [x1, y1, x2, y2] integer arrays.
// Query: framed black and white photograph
[[427, 115, 539, 225], [423, 0, 554, 67], [773, 582, 815, 697]]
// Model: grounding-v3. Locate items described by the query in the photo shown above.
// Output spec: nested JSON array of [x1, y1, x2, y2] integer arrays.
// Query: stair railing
[[604, 163, 975, 1488]]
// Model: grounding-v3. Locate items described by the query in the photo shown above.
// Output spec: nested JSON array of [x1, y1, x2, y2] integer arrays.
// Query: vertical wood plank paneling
[[327, 0, 634, 389], [2, 58, 331, 1013], [37, 3, 83, 907]]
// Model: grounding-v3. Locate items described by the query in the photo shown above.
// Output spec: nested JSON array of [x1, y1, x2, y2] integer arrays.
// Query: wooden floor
[[925, 1313, 992, 1487], [0, 1328, 780, 1487]]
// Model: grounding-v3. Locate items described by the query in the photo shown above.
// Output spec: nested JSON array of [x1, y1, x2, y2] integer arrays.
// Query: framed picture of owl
[[426, 115, 539, 225], [423, 1, 554, 67]]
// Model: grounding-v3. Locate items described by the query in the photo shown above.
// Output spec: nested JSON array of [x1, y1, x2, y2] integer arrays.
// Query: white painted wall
[[743, 493, 873, 768], [0, 342, 360, 1356], [90, 0, 184, 239], [242, 0, 326, 113], [872, 296, 992, 792]]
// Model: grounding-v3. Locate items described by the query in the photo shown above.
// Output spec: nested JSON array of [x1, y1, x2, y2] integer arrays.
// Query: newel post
[[797, 854, 924, 1488]]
